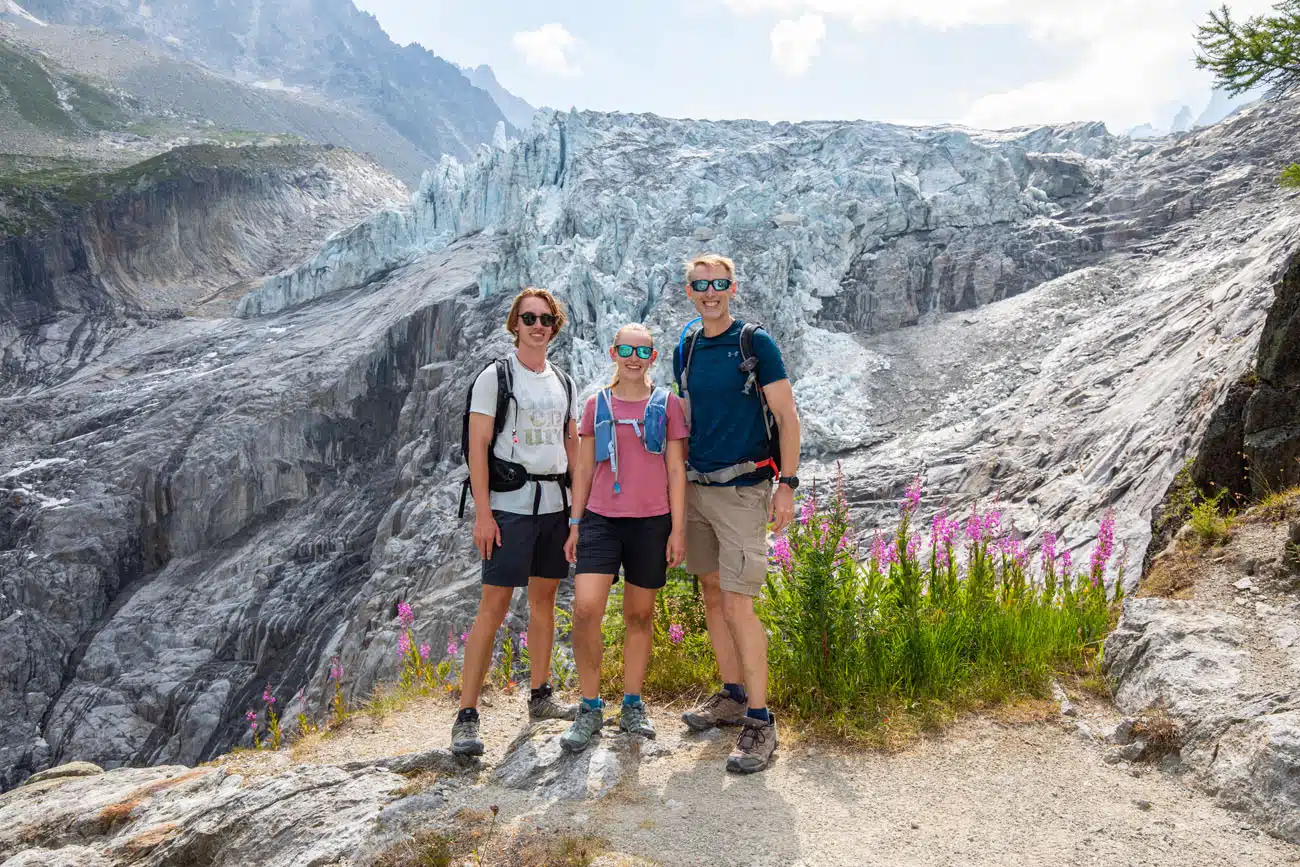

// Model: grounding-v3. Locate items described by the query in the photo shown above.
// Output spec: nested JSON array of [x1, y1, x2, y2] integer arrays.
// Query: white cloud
[[719, 0, 1281, 129], [771, 14, 826, 76], [512, 23, 580, 77]]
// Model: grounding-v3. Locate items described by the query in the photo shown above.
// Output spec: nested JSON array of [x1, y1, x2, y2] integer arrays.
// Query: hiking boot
[[726, 714, 778, 774], [450, 712, 484, 757], [560, 703, 604, 753], [529, 683, 578, 722], [682, 692, 746, 731], [618, 700, 656, 739]]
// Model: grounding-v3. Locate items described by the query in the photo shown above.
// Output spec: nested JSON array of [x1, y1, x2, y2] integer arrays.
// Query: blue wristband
[[569, 517, 582, 526]]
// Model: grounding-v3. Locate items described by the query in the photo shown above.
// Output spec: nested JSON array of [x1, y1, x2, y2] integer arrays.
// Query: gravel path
[[296, 693, 1299, 867]]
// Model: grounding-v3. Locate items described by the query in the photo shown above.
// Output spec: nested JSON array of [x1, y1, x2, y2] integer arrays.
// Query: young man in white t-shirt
[[451, 288, 581, 757]]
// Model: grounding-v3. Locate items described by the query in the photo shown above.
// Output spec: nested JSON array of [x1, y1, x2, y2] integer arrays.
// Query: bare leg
[[571, 573, 615, 700], [698, 570, 743, 685], [621, 584, 659, 695], [526, 577, 560, 690], [459, 584, 514, 709], [721, 590, 767, 708]]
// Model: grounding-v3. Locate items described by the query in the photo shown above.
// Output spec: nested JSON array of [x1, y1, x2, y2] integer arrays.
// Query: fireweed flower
[[245, 710, 256, 723], [902, 476, 922, 515], [1090, 509, 1116, 577], [419, 643, 430, 660], [799, 497, 815, 526], [965, 508, 983, 544], [397, 601, 415, 628], [262, 685, 275, 705], [1040, 532, 1057, 570], [982, 511, 1002, 540], [1061, 550, 1073, 575], [446, 639, 458, 656], [770, 536, 793, 568], [519, 633, 528, 650], [871, 531, 887, 564], [397, 631, 411, 657], [329, 658, 343, 681], [668, 624, 686, 644], [906, 534, 921, 560], [460, 631, 468, 643]]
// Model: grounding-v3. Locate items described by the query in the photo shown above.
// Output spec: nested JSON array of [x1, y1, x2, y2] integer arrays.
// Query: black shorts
[[481, 510, 570, 588], [575, 511, 671, 590]]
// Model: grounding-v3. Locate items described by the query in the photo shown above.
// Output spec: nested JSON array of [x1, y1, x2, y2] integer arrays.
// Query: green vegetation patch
[[0, 41, 76, 134]]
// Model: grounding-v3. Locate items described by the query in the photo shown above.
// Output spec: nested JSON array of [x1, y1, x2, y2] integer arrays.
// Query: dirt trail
[[292, 694, 1299, 867]]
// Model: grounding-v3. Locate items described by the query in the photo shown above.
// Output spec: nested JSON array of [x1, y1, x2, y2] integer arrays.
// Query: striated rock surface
[[3, 96, 1300, 792], [1105, 502, 1300, 842]]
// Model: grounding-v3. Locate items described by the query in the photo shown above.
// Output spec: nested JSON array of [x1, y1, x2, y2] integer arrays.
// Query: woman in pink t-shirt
[[560, 323, 688, 751]]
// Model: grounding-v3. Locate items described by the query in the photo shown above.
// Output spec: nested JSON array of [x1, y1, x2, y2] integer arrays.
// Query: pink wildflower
[[1090, 509, 1116, 576], [902, 476, 922, 515], [329, 658, 343, 681], [447, 639, 458, 656], [245, 710, 256, 723], [397, 601, 415, 629], [798, 497, 815, 526], [397, 631, 411, 657], [419, 643, 430, 660], [262, 685, 275, 705], [1061, 550, 1073, 575], [668, 624, 686, 644], [906, 534, 921, 560], [519, 632, 528, 650], [982, 510, 1002, 540], [770, 536, 793, 568], [1040, 532, 1057, 570], [965, 508, 983, 544], [871, 531, 887, 565], [460, 631, 468, 643]]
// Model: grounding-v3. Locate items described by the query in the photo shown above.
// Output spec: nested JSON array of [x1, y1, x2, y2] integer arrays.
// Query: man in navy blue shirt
[[672, 253, 802, 774]]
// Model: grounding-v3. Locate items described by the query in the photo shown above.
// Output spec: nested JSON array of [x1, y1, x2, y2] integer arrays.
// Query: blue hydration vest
[[594, 386, 672, 494]]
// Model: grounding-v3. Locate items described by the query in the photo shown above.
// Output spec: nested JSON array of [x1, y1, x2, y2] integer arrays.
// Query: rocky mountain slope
[[15, 0, 510, 168], [2, 89, 1299, 802]]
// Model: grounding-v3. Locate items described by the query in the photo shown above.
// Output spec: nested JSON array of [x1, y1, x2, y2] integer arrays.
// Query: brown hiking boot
[[726, 714, 777, 774], [681, 691, 746, 731]]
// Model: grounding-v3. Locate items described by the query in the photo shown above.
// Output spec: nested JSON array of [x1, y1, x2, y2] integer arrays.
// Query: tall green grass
[[600, 474, 1122, 739]]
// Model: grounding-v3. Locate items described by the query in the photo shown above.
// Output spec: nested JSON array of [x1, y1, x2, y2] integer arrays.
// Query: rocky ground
[[2, 691, 1297, 866]]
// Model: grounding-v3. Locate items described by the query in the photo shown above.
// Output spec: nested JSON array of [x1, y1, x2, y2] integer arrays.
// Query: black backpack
[[457, 357, 576, 517], [676, 322, 781, 473]]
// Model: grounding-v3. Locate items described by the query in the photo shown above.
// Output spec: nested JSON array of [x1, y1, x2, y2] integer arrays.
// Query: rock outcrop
[[4, 96, 1300, 790], [1106, 498, 1300, 843]]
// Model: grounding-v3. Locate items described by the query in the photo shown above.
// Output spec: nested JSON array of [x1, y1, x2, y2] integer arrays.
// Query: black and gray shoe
[[450, 709, 484, 757], [618, 700, 656, 739], [529, 683, 578, 722], [560, 703, 604, 753]]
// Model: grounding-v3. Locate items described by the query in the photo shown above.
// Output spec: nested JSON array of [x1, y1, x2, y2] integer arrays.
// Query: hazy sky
[[353, 0, 1273, 132]]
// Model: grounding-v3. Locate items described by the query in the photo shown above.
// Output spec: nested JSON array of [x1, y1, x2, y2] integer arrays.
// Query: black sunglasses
[[615, 344, 654, 359], [689, 278, 733, 293], [519, 312, 557, 327]]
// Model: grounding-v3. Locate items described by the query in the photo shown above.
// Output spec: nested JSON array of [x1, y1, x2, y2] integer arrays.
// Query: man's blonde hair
[[683, 254, 736, 282]]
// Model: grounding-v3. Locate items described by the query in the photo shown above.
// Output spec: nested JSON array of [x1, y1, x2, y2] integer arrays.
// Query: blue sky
[[353, 0, 1273, 132]]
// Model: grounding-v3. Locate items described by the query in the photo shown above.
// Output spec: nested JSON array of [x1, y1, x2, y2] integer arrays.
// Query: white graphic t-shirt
[[468, 354, 579, 515]]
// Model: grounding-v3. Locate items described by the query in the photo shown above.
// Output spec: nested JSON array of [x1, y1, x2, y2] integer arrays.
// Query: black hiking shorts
[[574, 511, 671, 590], [481, 510, 570, 587]]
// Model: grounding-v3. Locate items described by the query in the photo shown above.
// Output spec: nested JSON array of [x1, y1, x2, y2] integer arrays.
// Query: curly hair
[[505, 287, 568, 346]]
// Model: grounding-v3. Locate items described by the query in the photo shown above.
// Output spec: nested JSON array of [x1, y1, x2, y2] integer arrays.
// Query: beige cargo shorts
[[685, 481, 771, 597]]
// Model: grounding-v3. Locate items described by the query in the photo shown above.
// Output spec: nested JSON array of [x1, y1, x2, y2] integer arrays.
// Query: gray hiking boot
[[529, 683, 578, 722], [450, 712, 484, 757], [618, 700, 656, 739], [682, 691, 747, 731], [560, 703, 604, 753], [726, 714, 778, 774]]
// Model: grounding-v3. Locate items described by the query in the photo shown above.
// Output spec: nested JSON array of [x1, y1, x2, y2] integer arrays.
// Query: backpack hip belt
[[685, 458, 779, 486]]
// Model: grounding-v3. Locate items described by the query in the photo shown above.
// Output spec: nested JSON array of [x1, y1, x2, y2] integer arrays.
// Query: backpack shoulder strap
[[679, 329, 703, 394], [492, 357, 512, 440]]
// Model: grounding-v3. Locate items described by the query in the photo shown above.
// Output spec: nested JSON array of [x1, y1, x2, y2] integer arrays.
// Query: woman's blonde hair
[[608, 323, 655, 390]]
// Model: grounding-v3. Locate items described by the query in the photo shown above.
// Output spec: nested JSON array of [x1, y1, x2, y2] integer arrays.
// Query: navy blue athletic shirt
[[672, 320, 787, 487]]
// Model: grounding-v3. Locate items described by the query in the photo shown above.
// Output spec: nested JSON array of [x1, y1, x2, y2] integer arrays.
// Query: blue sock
[[622, 694, 641, 708], [746, 707, 770, 723], [723, 682, 747, 704], [581, 696, 603, 711]]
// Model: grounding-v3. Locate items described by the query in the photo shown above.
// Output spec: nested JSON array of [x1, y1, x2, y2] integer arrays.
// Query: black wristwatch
[[778, 476, 799, 490]]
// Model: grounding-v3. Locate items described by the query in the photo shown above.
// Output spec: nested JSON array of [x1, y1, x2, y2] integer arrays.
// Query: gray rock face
[[495, 720, 670, 801], [1105, 515, 1300, 843], [3, 95, 1300, 792], [0, 762, 421, 866]]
